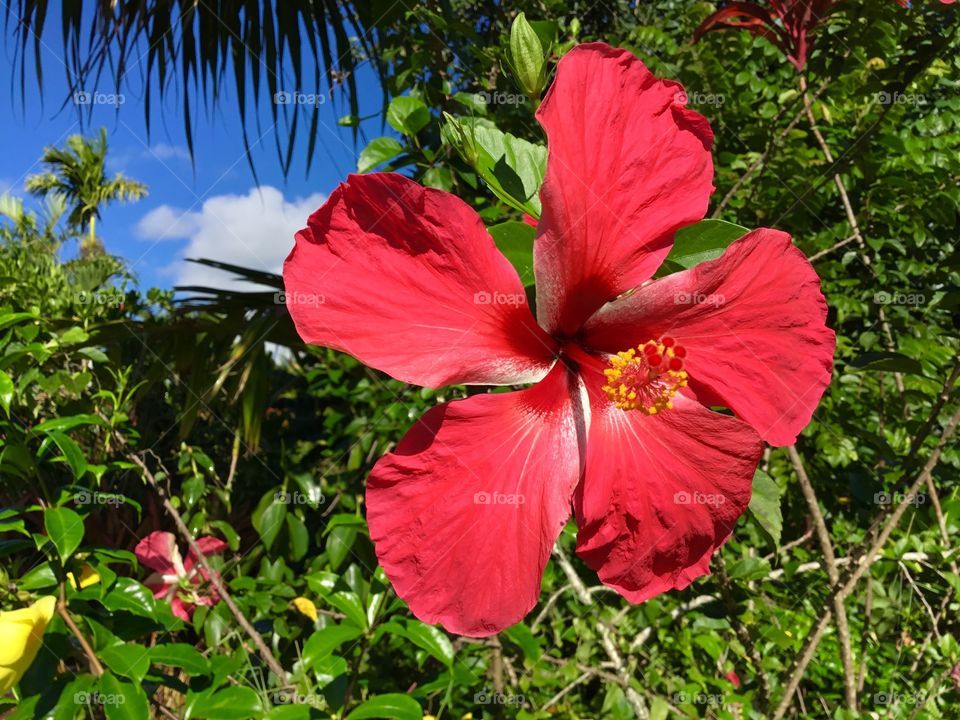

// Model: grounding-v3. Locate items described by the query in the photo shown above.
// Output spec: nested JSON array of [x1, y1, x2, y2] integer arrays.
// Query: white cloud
[[148, 143, 191, 161], [135, 186, 325, 291]]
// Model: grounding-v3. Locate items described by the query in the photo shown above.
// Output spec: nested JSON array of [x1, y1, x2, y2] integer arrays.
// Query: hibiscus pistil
[[601, 338, 689, 414]]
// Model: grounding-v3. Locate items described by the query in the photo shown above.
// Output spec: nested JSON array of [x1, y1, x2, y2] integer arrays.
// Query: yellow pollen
[[601, 338, 688, 414]]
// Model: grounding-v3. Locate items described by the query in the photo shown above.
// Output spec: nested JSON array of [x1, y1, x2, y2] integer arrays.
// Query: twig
[[808, 233, 858, 262], [129, 454, 289, 685], [713, 555, 772, 710], [772, 403, 960, 719], [57, 582, 104, 677], [629, 595, 717, 652], [898, 561, 940, 638], [712, 78, 830, 217], [540, 670, 593, 712], [553, 546, 649, 719], [787, 445, 857, 710]]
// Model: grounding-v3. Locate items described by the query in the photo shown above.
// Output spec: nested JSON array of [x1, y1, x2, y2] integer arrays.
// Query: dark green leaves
[[488, 221, 536, 286], [658, 219, 749, 275], [748, 468, 783, 549], [43, 507, 84, 564]]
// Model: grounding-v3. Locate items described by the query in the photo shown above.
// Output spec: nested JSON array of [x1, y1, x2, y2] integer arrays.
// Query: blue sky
[[0, 10, 385, 291]]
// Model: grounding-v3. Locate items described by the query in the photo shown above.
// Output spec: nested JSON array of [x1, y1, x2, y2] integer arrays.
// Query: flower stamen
[[601, 337, 689, 414]]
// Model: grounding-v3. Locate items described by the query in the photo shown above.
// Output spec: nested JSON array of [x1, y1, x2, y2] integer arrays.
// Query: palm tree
[[25, 128, 147, 254]]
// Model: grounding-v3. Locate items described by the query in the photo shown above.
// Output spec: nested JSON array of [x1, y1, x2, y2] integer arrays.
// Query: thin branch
[[553, 546, 649, 719], [787, 445, 857, 710], [714, 555, 772, 710], [772, 402, 960, 719], [129, 454, 289, 685], [57, 582, 104, 677]]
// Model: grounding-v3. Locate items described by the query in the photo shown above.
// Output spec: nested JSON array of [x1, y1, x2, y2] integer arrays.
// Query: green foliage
[[2, 2, 960, 719]]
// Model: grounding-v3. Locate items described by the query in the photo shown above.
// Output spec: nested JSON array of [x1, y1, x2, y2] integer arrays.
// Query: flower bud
[[508, 13, 547, 99]]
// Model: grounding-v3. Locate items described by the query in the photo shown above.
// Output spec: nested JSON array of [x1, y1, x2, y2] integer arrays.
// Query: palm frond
[[4, 1, 380, 176]]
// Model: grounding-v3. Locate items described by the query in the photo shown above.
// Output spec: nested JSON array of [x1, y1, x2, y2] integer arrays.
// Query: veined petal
[[135, 531, 185, 578], [573, 355, 761, 602], [366, 363, 583, 636], [534, 43, 714, 336], [284, 172, 557, 388], [582, 228, 834, 446]]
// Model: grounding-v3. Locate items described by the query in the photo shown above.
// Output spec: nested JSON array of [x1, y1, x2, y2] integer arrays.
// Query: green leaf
[[357, 137, 404, 173], [100, 643, 150, 682], [150, 643, 211, 676], [32, 413, 106, 434], [186, 686, 263, 719], [101, 577, 157, 618], [402, 620, 454, 666], [266, 706, 311, 720], [443, 116, 546, 216], [386, 96, 431, 135], [97, 671, 151, 720], [0, 311, 37, 331], [47, 430, 87, 479], [488, 221, 535, 286], [849, 352, 923, 375], [44, 507, 84, 564], [345, 694, 423, 720], [328, 591, 367, 629], [252, 493, 288, 551], [301, 624, 364, 670], [0, 369, 13, 415], [748, 469, 783, 549], [659, 219, 749, 274]]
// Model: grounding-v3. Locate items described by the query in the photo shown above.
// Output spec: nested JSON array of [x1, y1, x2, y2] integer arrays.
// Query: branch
[[787, 445, 857, 710], [129, 454, 289, 685], [553, 546, 649, 719], [772, 402, 960, 719], [57, 581, 104, 677]]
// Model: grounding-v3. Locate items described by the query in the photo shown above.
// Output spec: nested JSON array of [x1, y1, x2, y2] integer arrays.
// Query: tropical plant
[[24, 128, 147, 254]]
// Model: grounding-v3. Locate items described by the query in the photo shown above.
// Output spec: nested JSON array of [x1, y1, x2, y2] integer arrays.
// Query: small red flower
[[135, 531, 228, 621], [284, 43, 835, 636], [726, 670, 742, 689]]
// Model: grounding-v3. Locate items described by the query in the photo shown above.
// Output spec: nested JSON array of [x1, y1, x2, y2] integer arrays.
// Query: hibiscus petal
[[135, 531, 184, 577], [533, 43, 715, 336], [184, 536, 229, 574], [283, 172, 557, 388], [582, 228, 834, 446], [573, 356, 762, 602], [366, 363, 584, 636]]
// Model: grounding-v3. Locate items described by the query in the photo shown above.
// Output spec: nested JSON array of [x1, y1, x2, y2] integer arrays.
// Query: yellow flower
[[67, 565, 101, 590], [0, 596, 57, 695], [291, 596, 318, 622]]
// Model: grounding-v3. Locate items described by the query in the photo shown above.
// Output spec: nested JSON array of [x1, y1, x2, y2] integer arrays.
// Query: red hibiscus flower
[[283, 43, 834, 636], [135, 531, 228, 621], [695, 1, 954, 70]]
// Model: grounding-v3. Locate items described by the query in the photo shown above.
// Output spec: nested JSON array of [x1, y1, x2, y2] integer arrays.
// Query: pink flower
[[135, 531, 228, 621], [283, 43, 835, 636]]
